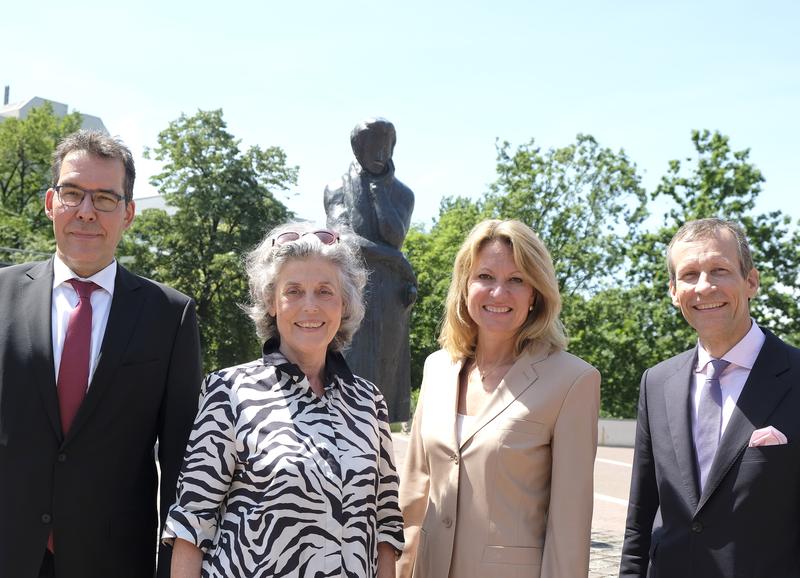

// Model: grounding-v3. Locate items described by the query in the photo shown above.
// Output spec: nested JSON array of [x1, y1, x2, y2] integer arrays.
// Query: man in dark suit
[[620, 218, 800, 577], [0, 130, 202, 578]]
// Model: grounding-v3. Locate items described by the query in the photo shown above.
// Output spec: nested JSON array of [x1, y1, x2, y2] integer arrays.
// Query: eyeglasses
[[54, 185, 126, 212], [271, 230, 340, 247]]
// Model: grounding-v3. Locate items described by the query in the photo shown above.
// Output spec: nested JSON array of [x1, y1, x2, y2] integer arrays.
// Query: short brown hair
[[52, 130, 136, 202], [438, 219, 567, 359], [667, 218, 754, 282]]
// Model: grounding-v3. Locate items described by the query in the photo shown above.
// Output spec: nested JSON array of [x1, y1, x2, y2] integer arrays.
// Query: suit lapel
[[434, 356, 461, 454], [459, 344, 546, 450], [663, 348, 701, 511], [64, 265, 144, 443], [24, 259, 62, 439], [698, 331, 792, 510]]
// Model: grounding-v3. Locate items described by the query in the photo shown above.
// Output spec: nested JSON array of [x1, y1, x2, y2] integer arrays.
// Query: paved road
[[391, 435, 633, 578]]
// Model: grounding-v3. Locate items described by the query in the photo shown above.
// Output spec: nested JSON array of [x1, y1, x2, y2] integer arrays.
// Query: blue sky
[[3, 0, 798, 228]]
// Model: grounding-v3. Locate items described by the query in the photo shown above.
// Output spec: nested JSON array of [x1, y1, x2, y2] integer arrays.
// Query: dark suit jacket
[[619, 330, 800, 578], [0, 259, 202, 578]]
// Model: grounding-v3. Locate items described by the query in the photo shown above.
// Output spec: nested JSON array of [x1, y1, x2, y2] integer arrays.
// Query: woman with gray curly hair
[[163, 222, 404, 578]]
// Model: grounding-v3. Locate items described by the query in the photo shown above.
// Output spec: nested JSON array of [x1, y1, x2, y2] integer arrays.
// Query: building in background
[[0, 85, 107, 133]]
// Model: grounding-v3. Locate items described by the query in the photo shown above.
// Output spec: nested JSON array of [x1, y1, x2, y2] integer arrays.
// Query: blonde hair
[[438, 219, 567, 359]]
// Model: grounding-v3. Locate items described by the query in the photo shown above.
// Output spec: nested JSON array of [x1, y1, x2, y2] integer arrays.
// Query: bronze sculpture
[[324, 118, 416, 421]]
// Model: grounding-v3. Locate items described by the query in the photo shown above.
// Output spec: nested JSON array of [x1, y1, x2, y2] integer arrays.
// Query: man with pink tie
[[0, 130, 202, 578], [620, 218, 800, 577]]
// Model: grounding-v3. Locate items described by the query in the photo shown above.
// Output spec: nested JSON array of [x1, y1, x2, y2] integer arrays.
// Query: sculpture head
[[350, 118, 396, 176]]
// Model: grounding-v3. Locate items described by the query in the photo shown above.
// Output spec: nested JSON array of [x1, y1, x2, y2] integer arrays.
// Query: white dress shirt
[[692, 319, 765, 489], [51, 256, 117, 387]]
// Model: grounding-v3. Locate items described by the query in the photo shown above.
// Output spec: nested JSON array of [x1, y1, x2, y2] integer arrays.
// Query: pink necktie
[[695, 358, 730, 490], [49, 280, 98, 553], [57, 279, 99, 435]]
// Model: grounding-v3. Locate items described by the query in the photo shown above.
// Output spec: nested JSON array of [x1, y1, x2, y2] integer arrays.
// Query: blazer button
[[450, 453, 459, 464], [57, 453, 67, 463], [691, 521, 703, 533], [443, 517, 453, 528], [41, 513, 52, 524]]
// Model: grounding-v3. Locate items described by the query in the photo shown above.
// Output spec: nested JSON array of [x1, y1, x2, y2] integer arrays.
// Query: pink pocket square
[[748, 426, 788, 447]]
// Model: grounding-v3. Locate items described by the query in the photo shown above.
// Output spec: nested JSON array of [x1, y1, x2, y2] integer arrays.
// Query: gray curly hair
[[244, 222, 367, 351]]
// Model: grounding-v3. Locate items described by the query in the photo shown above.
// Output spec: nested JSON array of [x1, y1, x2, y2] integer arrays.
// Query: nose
[[695, 272, 714, 294], [490, 282, 509, 297], [75, 193, 97, 221], [301, 294, 320, 310]]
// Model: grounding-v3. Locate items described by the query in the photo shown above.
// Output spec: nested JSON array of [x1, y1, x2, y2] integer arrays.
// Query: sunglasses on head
[[271, 229, 340, 247]]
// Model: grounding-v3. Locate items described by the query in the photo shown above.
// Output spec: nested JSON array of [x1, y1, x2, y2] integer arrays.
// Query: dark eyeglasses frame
[[53, 184, 126, 212], [271, 230, 340, 247]]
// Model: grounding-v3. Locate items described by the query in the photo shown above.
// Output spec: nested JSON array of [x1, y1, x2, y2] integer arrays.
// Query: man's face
[[669, 230, 758, 356], [354, 129, 394, 175], [45, 151, 135, 277]]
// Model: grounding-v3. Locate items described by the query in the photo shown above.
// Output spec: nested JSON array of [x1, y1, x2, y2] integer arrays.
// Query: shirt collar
[[695, 318, 765, 372], [261, 336, 355, 386], [52, 254, 117, 295]]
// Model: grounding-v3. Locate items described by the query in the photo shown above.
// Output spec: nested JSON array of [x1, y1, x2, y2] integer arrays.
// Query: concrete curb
[[598, 419, 636, 447]]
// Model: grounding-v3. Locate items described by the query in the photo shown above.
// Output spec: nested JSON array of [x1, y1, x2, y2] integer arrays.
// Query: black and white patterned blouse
[[163, 339, 404, 577]]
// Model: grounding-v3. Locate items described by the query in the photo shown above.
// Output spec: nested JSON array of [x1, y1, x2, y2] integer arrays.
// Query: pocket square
[[748, 426, 788, 447]]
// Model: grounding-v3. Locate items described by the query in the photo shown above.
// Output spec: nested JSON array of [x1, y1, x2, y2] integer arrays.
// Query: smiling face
[[45, 150, 135, 277], [466, 240, 535, 347], [669, 230, 759, 357], [269, 257, 344, 367]]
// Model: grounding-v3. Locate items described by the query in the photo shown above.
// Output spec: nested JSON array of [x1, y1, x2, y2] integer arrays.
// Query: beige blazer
[[397, 344, 600, 578]]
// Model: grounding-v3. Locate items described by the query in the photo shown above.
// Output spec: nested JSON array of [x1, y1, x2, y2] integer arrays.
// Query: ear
[[745, 268, 759, 299], [123, 199, 136, 230], [44, 188, 56, 221], [669, 280, 680, 308]]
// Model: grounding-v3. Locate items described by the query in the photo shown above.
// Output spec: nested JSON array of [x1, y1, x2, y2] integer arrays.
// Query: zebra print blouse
[[163, 340, 404, 577]]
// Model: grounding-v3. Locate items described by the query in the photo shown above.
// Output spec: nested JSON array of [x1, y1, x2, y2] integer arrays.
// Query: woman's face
[[466, 240, 535, 345], [269, 257, 344, 364]]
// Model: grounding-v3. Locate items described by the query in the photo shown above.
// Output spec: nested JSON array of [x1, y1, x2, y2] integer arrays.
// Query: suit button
[[450, 453, 459, 464], [57, 453, 67, 463], [41, 514, 52, 524], [443, 517, 453, 528], [691, 521, 703, 533]]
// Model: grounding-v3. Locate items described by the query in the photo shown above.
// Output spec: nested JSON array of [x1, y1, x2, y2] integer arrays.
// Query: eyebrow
[[58, 181, 121, 195]]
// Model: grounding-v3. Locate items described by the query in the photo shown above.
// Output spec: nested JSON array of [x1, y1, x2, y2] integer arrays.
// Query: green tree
[[590, 130, 800, 416], [405, 135, 649, 398], [405, 196, 482, 386], [0, 103, 82, 262], [406, 131, 800, 419], [122, 109, 297, 372], [485, 134, 648, 296]]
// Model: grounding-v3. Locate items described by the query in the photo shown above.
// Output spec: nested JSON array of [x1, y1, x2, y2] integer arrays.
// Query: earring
[[529, 305, 533, 311]]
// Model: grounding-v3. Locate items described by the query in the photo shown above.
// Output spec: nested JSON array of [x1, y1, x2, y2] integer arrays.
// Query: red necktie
[[57, 279, 99, 435], [49, 279, 99, 553]]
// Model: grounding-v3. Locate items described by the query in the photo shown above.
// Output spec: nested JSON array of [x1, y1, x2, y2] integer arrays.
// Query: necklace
[[472, 355, 516, 381]]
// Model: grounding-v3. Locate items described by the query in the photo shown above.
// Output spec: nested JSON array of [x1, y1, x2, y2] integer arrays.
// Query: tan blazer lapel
[[459, 344, 549, 450], [437, 356, 462, 453]]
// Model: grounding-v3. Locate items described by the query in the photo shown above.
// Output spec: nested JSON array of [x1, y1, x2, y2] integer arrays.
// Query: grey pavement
[[391, 434, 633, 577]]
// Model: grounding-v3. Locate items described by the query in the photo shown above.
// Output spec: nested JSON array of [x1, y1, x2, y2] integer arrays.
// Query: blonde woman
[[398, 219, 600, 578]]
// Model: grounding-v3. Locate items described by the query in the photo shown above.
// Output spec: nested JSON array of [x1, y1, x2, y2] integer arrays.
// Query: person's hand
[[377, 542, 398, 578]]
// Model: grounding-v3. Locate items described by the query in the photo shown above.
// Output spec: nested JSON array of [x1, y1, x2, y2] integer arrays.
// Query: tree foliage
[[485, 135, 648, 295], [405, 135, 648, 399], [406, 130, 800, 418], [405, 196, 482, 386], [0, 103, 82, 262], [122, 109, 297, 372]]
